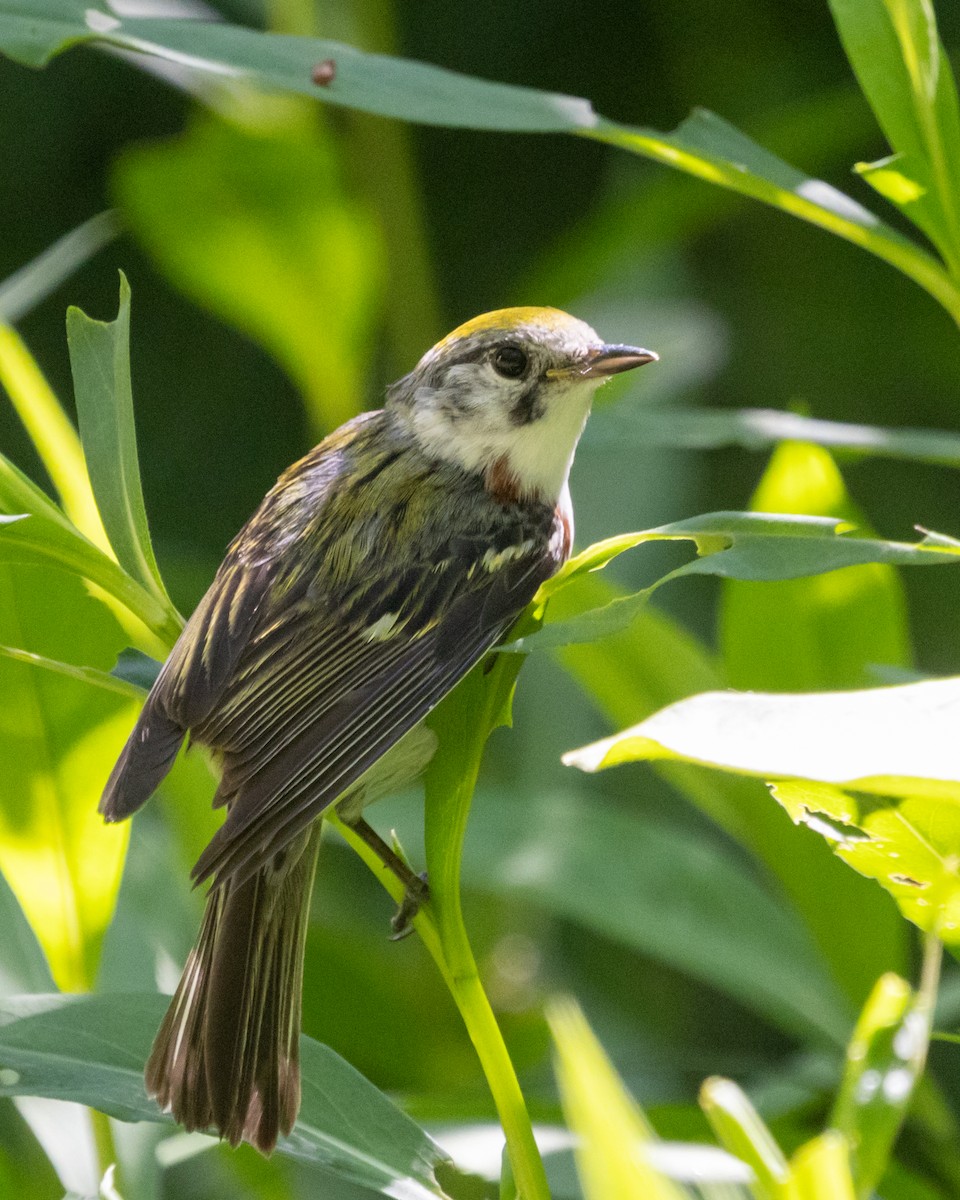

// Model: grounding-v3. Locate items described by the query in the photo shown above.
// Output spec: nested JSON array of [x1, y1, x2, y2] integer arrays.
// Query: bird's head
[[388, 307, 657, 504]]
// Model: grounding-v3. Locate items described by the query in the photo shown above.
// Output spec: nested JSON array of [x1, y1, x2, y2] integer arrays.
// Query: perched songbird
[[99, 307, 656, 1153]]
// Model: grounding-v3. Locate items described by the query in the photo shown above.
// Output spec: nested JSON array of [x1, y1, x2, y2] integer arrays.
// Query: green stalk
[[330, 774, 550, 1200], [330, 634, 550, 1200]]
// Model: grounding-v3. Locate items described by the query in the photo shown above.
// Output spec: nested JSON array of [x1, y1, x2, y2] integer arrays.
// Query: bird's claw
[[390, 872, 429, 940]]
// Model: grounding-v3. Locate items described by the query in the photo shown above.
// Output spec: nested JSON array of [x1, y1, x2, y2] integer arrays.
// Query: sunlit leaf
[[771, 783, 960, 946], [721, 441, 909, 692], [788, 1130, 857, 1200], [830, 968, 934, 1198], [546, 572, 904, 1012], [0, 323, 108, 551], [114, 116, 384, 434], [565, 675, 960, 798], [699, 1077, 789, 1200], [0, 566, 137, 990], [829, 0, 960, 267], [66, 273, 176, 614], [0, 992, 453, 1197], [0, 508, 180, 647], [548, 997, 688, 1200]]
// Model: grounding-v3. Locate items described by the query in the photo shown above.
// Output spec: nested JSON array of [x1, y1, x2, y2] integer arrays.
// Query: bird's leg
[[339, 814, 430, 939]]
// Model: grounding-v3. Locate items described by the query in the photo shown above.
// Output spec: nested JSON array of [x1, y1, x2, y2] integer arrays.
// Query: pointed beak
[[580, 343, 659, 378]]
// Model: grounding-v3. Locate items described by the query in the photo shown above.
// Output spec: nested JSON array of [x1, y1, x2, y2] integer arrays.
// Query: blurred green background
[[4, 1, 960, 1196]]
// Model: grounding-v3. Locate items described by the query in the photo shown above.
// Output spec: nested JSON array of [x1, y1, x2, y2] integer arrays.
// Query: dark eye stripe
[[510, 383, 544, 426]]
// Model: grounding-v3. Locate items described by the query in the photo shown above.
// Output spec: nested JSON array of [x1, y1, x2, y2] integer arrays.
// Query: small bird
[[99, 307, 656, 1153]]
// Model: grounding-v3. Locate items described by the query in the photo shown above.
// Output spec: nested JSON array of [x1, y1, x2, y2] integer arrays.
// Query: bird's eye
[[491, 345, 529, 379]]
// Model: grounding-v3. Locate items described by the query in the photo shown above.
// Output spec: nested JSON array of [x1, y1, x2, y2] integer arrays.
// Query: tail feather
[[146, 825, 321, 1153], [99, 697, 185, 822]]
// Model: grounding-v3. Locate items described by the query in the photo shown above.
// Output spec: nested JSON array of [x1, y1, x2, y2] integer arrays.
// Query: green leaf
[[720, 441, 910, 692], [830, 969, 933, 1198], [0, 508, 180, 647], [0, 210, 118, 324], [0, 322, 110, 551], [0, 992, 453, 1197], [770, 784, 960, 946], [699, 1077, 789, 1200], [788, 1131, 857, 1200], [548, 998, 688, 1200], [114, 117, 384, 434], [510, 513, 958, 654], [829, 0, 960, 269], [588, 405, 960, 470], [0, 564, 137, 990], [462, 790, 849, 1046], [5, 3, 960, 321], [0, 643, 145, 699], [66, 273, 175, 614], [0, 869, 55, 995], [565, 675, 960, 799]]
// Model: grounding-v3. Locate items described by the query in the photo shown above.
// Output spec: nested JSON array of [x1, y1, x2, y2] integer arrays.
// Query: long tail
[[145, 824, 322, 1154]]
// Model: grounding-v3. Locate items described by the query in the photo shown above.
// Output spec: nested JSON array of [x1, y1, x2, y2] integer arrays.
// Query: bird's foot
[[390, 872, 429, 941]]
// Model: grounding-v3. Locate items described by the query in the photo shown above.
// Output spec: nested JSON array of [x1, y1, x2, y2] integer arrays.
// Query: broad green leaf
[[565, 675, 960, 799], [829, 0, 960, 268], [699, 1077, 789, 1200], [587, 405, 960, 469], [720, 442, 909, 692], [548, 998, 688, 1200], [510, 513, 958, 654], [0, 565, 136, 990], [0, 868, 55, 995], [770, 784, 960, 946], [114, 116, 384, 434], [66, 274, 175, 617], [830, 970, 932, 1198], [0, 992, 453, 1197], [0, 210, 118, 324], [461, 790, 849, 1046], [4, 4, 960, 322]]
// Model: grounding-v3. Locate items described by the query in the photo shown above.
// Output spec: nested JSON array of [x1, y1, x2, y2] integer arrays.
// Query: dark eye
[[492, 345, 529, 379]]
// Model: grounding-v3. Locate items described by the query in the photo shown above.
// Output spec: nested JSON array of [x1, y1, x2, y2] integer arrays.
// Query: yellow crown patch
[[434, 306, 574, 351]]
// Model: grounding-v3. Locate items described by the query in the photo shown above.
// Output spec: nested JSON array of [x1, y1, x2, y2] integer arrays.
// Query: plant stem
[[329, 805, 550, 1200], [90, 1109, 121, 1192]]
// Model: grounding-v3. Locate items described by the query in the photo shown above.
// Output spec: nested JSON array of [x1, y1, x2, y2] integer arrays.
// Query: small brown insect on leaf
[[312, 59, 336, 87]]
